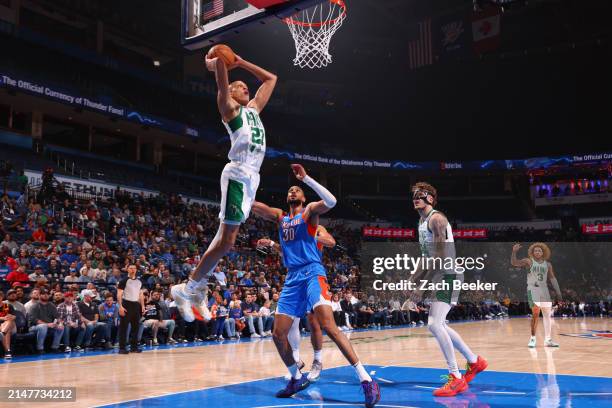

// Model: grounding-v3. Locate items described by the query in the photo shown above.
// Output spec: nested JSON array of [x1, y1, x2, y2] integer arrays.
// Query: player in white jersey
[[171, 51, 277, 322], [409, 182, 487, 397], [511, 242, 562, 348]]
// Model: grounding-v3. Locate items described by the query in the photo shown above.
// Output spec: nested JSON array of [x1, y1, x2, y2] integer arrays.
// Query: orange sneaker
[[433, 374, 468, 397], [464, 356, 488, 384]]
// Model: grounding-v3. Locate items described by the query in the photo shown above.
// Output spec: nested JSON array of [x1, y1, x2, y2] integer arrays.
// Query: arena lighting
[[153, 60, 161, 67]]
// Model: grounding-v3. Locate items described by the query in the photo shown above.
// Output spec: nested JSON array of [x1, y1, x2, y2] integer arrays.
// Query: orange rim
[[283, 0, 346, 28]]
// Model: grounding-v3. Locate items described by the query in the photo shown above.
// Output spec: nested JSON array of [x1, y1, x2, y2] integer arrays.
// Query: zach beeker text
[[372, 279, 498, 291]]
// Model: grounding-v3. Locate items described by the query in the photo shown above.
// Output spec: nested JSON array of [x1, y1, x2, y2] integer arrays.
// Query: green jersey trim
[[227, 106, 244, 133]]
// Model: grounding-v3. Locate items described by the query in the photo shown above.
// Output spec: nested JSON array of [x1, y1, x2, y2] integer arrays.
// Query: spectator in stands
[[28, 289, 64, 353], [78, 290, 109, 349], [0, 254, 13, 280], [28, 266, 47, 285], [389, 297, 405, 325], [229, 300, 244, 338], [99, 293, 119, 346], [259, 300, 274, 337], [64, 266, 79, 283], [47, 259, 62, 280], [78, 261, 93, 283], [212, 293, 228, 340], [60, 244, 78, 266], [331, 293, 347, 329], [30, 250, 49, 272], [52, 291, 64, 306], [1, 234, 19, 256], [23, 288, 40, 316], [143, 292, 163, 346], [340, 291, 356, 329], [5, 289, 26, 315], [6, 265, 29, 288], [57, 292, 85, 352], [159, 266, 175, 286], [0, 290, 16, 359], [241, 293, 264, 338], [150, 290, 176, 344], [212, 266, 227, 288], [32, 226, 46, 243]]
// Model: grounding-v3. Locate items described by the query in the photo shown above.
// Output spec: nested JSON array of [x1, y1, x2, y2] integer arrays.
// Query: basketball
[[207, 44, 236, 66]]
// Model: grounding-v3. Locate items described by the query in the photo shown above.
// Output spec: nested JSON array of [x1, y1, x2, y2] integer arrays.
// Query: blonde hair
[[528, 242, 551, 261]]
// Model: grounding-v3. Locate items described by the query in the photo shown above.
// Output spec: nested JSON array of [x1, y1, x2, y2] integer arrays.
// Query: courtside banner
[[582, 224, 612, 235], [359, 242, 612, 303], [362, 227, 487, 239]]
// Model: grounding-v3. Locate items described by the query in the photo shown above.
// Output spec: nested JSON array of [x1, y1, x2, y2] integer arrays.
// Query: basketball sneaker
[[307, 360, 323, 382], [544, 338, 559, 347], [171, 283, 195, 322], [275, 376, 310, 398], [361, 380, 381, 408], [528, 336, 537, 348], [433, 374, 468, 397], [464, 356, 488, 383]]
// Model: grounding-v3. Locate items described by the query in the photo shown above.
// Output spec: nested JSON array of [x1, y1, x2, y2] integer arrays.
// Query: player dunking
[[171, 51, 277, 321], [252, 164, 380, 407], [260, 225, 335, 382], [511, 243, 562, 348], [409, 182, 487, 397]]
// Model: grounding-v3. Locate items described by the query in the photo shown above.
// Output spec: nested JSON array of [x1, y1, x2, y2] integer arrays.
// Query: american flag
[[409, 19, 433, 70], [203, 0, 224, 22]]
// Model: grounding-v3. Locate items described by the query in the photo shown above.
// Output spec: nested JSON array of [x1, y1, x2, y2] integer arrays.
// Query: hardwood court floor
[[1, 317, 610, 407]]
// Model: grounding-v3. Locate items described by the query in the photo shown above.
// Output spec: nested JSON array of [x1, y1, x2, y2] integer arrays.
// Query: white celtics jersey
[[222, 106, 266, 172], [418, 209, 455, 257], [527, 258, 549, 290]]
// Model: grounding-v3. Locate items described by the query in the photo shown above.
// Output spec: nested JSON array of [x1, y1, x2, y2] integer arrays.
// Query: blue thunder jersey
[[279, 211, 322, 270]]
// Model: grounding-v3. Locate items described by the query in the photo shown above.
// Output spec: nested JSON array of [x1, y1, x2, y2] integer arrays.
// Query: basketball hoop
[[284, 0, 347, 69]]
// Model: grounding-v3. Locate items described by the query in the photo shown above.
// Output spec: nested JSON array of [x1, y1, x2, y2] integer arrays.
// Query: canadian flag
[[472, 5, 501, 54]]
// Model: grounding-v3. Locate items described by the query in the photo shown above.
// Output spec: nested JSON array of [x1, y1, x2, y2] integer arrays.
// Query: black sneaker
[[4, 352, 12, 359], [118, 349, 129, 355], [104, 342, 113, 350], [132, 347, 143, 353]]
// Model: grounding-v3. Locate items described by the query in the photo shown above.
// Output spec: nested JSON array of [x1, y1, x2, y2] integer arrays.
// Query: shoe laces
[[440, 374, 454, 389]]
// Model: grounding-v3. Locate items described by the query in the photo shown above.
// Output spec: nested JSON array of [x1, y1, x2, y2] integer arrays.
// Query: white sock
[[446, 325, 478, 364], [428, 302, 461, 378], [288, 363, 302, 380], [541, 307, 552, 340], [313, 349, 322, 362], [288, 318, 301, 362], [353, 362, 372, 383]]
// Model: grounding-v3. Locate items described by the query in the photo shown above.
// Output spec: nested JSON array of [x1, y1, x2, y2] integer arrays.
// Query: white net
[[284, 0, 347, 69]]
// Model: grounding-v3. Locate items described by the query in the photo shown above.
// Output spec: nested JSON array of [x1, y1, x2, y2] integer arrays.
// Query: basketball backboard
[[181, 0, 326, 50]]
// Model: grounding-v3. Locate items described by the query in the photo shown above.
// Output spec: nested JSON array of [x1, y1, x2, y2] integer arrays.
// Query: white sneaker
[[544, 339, 559, 348], [251, 333, 261, 338], [171, 283, 195, 323], [307, 360, 323, 382], [528, 336, 537, 348], [64, 346, 71, 353]]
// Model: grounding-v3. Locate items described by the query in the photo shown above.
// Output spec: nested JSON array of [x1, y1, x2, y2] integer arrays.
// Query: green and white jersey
[[223, 106, 266, 172], [418, 209, 455, 258], [527, 258, 548, 290]]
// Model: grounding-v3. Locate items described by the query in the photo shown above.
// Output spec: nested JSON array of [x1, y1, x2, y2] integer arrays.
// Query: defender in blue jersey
[[252, 164, 380, 408], [261, 225, 335, 383]]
